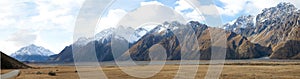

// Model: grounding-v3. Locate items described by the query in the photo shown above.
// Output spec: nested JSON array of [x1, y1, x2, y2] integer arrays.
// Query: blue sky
[[0, 0, 299, 55]]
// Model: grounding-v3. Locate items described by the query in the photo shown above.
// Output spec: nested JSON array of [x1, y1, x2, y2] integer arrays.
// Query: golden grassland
[[1, 61, 300, 79]]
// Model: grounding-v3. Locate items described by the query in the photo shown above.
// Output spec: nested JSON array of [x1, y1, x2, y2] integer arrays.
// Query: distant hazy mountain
[[1, 51, 30, 69], [11, 44, 55, 62]]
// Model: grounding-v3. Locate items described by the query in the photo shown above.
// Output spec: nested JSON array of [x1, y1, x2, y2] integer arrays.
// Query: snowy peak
[[222, 2, 299, 37], [271, 2, 296, 13], [148, 21, 183, 34], [234, 15, 255, 28], [95, 28, 115, 41], [257, 2, 297, 23], [255, 2, 299, 33], [73, 37, 91, 46], [223, 15, 255, 31], [73, 28, 120, 46], [74, 21, 185, 46], [11, 44, 54, 57], [135, 27, 148, 37]]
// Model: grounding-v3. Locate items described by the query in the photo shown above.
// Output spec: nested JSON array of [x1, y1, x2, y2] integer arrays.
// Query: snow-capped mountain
[[147, 21, 181, 34], [53, 21, 185, 62], [73, 21, 182, 46], [221, 2, 300, 59], [223, 3, 299, 37], [95, 28, 115, 41], [224, 2, 298, 35], [11, 44, 55, 62], [222, 15, 256, 37], [73, 37, 91, 46], [73, 28, 127, 46], [223, 15, 255, 30], [255, 2, 298, 33], [128, 21, 181, 42]]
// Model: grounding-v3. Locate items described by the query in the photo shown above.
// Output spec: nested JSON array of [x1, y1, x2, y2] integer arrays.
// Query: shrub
[[36, 71, 42, 74], [48, 71, 56, 76]]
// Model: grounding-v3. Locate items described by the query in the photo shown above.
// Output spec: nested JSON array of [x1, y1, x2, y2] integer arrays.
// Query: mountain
[[76, 25, 156, 46], [250, 2, 299, 47], [123, 21, 271, 60], [54, 21, 271, 62], [53, 31, 129, 62], [223, 2, 300, 59], [11, 44, 55, 62], [223, 15, 256, 37], [270, 27, 300, 59], [249, 2, 300, 59], [53, 21, 182, 62], [1, 51, 30, 69], [54, 2, 300, 62]]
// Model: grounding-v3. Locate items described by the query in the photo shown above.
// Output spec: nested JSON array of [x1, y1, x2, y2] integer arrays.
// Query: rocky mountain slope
[[223, 2, 300, 59], [124, 21, 270, 60], [53, 21, 184, 62], [53, 29, 129, 62], [1, 51, 30, 69], [54, 21, 271, 62], [11, 44, 55, 62]]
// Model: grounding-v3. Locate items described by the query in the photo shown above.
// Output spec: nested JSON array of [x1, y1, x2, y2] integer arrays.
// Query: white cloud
[[174, 0, 205, 22], [0, 29, 38, 55], [217, 0, 300, 16], [96, 9, 127, 32], [141, 1, 164, 6], [174, 0, 193, 13], [118, 5, 186, 29], [216, 0, 248, 16], [185, 10, 205, 22], [197, 4, 221, 16], [97, 0, 189, 32], [0, 41, 17, 55], [34, 33, 72, 54], [8, 29, 38, 46], [0, 0, 84, 54]]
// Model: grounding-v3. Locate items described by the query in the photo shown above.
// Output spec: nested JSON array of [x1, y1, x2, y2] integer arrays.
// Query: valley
[[2, 60, 300, 79], [2, 1, 300, 79]]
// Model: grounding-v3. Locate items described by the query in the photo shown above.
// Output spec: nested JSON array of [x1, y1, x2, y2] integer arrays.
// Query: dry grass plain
[[1, 61, 300, 79]]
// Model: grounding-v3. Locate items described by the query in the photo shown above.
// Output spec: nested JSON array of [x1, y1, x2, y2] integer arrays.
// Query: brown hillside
[[1, 51, 30, 69]]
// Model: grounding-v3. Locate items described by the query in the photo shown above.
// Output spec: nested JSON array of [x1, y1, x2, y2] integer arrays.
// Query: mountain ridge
[[223, 2, 300, 59], [52, 2, 300, 62]]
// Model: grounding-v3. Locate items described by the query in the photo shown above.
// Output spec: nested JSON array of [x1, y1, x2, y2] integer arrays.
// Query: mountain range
[[23, 2, 299, 62]]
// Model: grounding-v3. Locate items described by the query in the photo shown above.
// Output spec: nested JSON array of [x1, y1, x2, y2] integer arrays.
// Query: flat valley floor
[[1, 60, 300, 79]]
